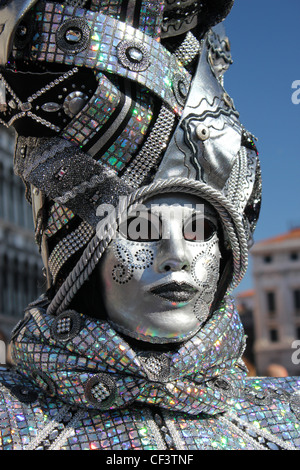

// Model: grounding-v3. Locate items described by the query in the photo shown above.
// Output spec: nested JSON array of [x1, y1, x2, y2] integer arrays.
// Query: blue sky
[[223, 0, 300, 293]]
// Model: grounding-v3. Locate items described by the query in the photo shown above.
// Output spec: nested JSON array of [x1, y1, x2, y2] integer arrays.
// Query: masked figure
[[0, 0, 299, 451]]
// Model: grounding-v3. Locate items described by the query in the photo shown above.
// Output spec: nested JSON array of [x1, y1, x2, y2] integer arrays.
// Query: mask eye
[[118, 212, 162, 241], [184, 216, 217, 242]]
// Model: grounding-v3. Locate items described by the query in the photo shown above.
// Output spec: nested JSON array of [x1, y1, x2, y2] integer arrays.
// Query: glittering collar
[[11, 297, 247, 416]]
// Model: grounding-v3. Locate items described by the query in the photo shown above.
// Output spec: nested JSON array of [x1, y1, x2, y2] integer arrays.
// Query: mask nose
[[156, 237, 190, 273]]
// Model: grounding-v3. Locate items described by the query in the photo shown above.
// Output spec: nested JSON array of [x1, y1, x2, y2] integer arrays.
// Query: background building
[[248, 228, 300, 376], [0, 128, 44, 343]]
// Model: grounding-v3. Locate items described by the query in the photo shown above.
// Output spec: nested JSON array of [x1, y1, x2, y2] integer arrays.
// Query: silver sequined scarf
[[10, 297, 247, 416]]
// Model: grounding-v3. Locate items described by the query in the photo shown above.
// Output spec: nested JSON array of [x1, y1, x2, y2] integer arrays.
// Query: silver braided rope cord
[[47, 177, 248, 316]]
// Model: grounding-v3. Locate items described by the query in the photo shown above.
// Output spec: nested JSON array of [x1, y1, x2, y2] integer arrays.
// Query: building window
[[263, 255, 273, 263], [266, 291, 276, 314], [294, 289, 300, 313], [290, 252, 299, 261], [270, 329, 278, 342]]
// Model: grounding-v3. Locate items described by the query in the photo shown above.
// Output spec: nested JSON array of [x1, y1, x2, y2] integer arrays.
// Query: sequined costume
[[1, 298, 300, 450], [0, 0, 300, 451], [1, 303, 300, 450]]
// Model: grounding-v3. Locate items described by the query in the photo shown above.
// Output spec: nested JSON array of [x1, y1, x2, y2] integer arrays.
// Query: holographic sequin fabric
[[17, 2, 190, 114], [0, 298, 299, 451], [97, 88, 154, 171], [90, 0, 164, 40], [0, 367, 300, 450], [159, 377, 300, 450], [44, 202, 75, 238], [10, 297, 247, 415], [61, 73, 121, 150]]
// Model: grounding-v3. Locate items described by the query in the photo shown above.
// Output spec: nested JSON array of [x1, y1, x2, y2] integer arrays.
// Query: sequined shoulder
[[0, 366, 37, 449], [229, 376, 300, 450], [242, 376, 300, 411], [0, 366, 69, 450], [0, 365, 40, 400]]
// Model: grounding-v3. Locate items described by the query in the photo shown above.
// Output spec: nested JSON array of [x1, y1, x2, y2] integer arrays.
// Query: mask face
[[98, 194, 221, 343]]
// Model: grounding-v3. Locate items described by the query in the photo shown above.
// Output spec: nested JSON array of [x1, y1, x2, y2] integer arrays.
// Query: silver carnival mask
[[99, 194, 221, 343]]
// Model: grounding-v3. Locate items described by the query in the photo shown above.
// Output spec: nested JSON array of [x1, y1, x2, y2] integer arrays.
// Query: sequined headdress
[[0, 0, 261, 315]]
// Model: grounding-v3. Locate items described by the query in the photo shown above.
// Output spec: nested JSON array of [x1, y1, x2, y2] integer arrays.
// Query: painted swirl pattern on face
[[190, 234, 220, 287], [111, 263, 134, 284], [190, 234, 221, 322], [111, 240, 156, 284]]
